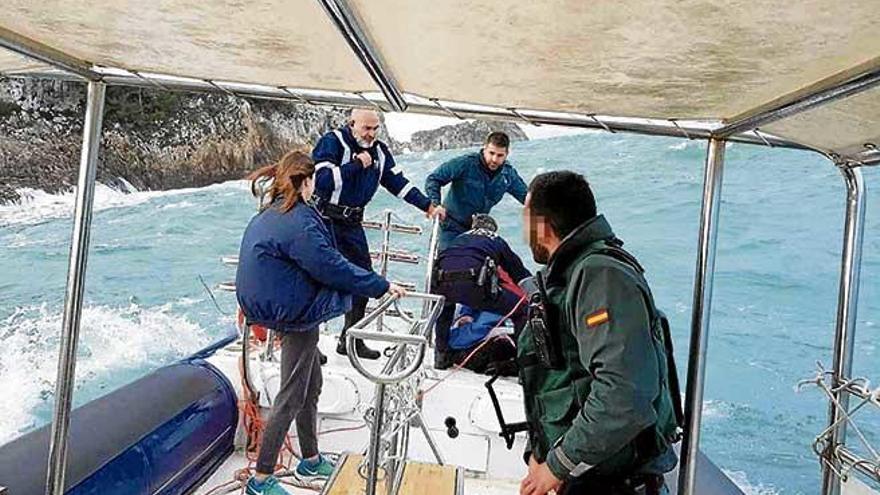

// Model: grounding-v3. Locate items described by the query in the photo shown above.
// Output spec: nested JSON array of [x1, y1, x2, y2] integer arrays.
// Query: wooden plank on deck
[[323, 453, 458, 495]]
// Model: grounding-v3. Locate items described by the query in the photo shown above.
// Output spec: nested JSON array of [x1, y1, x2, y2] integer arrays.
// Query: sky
[[383, 112, 592, 143]]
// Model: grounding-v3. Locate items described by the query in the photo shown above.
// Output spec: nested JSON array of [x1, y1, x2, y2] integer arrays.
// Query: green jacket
[[517, 215, 678, 480]]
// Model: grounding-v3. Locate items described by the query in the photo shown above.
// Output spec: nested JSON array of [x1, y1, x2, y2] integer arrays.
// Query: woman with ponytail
[[235, 150, 406, 494]]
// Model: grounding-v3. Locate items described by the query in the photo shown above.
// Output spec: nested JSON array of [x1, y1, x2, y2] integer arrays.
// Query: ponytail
[[246, 150, 316, 213]]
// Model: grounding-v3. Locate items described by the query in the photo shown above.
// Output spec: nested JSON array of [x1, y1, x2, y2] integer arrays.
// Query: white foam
[[158, 200, 197, 210], [702, 399, 733, 420], [668, 141, 691, 151], [724, 470, 781, 495], [0, 303, 213, 445], [0, 180, 249, 228]]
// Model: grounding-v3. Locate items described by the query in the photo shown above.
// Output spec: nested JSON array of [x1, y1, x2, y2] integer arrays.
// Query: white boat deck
[[200, 330, 528, 494], [199, 330, 745, 495]]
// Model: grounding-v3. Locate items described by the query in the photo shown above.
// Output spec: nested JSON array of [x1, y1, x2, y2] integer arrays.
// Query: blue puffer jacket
[[449, 305, 504, 350], [235, 200, 390, 331]]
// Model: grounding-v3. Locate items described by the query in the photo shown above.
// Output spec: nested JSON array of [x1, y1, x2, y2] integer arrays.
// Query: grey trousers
[[256, 328, 322, 474]]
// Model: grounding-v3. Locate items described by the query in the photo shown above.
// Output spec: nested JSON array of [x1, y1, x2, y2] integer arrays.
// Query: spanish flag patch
[[585, 308, 610, 328]]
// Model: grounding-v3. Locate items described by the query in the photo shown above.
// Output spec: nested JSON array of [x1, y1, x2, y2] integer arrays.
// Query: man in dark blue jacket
[[312, 109, 445, 359], [425, 132, 528, 249], [432, 214, 531, 368]]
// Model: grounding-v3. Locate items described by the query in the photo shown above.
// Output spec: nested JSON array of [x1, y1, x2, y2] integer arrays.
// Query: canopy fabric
[[763, 85, 880, 159], [0, 51, 48, 73], [1, 0, 375, 92], [2, 1, 879, 161]]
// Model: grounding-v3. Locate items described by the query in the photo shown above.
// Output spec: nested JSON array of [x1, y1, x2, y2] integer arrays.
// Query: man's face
[[351, 113, 381, 148], [523, 193, 551, 264], [482, 143, 509, 171]]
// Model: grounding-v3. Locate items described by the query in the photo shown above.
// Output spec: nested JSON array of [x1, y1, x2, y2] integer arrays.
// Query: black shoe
[[336, 338, 381, 360], [434, 352, 455, 370], [319, 350, 328, 366], [484, 359, 518, 377]]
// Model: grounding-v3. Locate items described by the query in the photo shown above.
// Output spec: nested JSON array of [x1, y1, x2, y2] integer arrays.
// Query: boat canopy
[[2, 0, 879, 161]]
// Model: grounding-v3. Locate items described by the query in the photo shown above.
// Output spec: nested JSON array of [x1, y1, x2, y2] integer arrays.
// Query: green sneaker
[[245, 475, 290, 495], [295, 454, 336, 480]]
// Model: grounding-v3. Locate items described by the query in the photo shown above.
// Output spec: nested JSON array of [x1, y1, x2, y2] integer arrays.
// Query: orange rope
[[236, 335, 300, 470]]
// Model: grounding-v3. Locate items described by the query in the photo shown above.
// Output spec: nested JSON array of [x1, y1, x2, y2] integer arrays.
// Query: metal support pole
[[317, 0, 408, 111], [422, 218, 441, 319], [416, 412, 445, 465], [376, 210, 393, 331], [678, 137, 726, 495], [716, 62, 880, 138], [821, 165, 866, 495], [46, 80, 106, 495], [389, 418, 409, 495], [367, 383, 387, 495], [0, 26, 101, 81], [379, 210, 392, 278]]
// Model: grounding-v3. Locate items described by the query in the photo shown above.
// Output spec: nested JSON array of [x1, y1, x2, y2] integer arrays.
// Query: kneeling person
[[432, 214, 531, 369]]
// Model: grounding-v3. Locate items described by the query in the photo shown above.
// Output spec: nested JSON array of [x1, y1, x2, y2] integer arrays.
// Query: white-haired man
[[312, 109, 446, 359]]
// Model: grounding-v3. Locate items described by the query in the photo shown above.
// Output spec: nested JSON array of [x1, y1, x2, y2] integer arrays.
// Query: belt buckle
[[342, 206, 353, 219]]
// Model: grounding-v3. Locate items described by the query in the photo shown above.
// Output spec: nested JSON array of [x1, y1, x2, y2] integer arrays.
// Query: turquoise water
[[1, 133, 878, 494]]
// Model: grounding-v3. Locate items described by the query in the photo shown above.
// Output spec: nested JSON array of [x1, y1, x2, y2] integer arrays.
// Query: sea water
[[1, 132, 878, 494]]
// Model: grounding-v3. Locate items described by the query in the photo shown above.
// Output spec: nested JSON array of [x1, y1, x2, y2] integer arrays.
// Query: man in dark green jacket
[[425, 132, 528, 249], [518, 171, 679, 495]]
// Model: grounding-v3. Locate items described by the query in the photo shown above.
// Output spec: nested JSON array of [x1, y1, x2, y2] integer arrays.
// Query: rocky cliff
[[0, 80, 526, 204], [406, 120, 527, 153], [0, 79, 351, 204]]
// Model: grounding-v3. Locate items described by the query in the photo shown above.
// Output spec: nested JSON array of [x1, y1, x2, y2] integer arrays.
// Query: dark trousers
[[328, 221, 373, 336], [433, 279, 526, 354], [256, 329, 322, 474]]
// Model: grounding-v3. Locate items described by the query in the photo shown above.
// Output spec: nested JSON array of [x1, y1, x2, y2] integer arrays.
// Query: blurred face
[[350, 111, 381, 148], [300, 175, 315, 202], [482, 143, 509, 171], [523, 193, 551, 264]]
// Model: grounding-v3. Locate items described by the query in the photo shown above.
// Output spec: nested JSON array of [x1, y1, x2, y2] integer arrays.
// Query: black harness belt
[[435, 268, 479, 283], [318, 202, 364, 224]]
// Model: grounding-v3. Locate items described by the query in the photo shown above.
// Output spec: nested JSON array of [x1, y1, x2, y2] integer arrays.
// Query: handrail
[[346, 330, 426, 385], [345, 290, 444, 495], [345, 292, 444, 385], [422, 218, 441, 319], [821, 165, 867, 495], [347, 329, 426, 346]]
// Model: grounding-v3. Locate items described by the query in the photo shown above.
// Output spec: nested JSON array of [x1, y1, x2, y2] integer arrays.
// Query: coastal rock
[[0, 79, 527, 203], [0, 79, 352, 204], [404, 120, 527, 153]]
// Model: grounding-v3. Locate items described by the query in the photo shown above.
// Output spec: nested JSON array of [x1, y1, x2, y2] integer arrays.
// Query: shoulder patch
[[585, 308, 610, 328]]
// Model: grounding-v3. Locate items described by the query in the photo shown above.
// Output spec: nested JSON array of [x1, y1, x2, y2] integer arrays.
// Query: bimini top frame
[[2, 18, 880, 165]]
